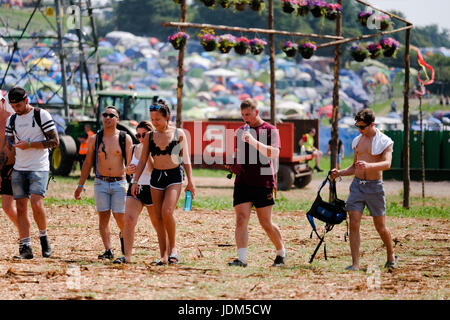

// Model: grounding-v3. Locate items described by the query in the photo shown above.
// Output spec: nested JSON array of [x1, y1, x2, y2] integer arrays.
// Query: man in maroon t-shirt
[[227, 98, 286, 267]]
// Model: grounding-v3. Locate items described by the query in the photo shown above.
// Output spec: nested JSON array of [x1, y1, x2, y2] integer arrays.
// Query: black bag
[[306, 174, 348, 263]]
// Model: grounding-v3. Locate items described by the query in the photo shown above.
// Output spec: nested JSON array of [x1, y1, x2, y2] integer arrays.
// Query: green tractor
[[50, 89, 172, 176]]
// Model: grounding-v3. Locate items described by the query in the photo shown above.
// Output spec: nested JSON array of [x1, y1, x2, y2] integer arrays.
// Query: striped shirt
[[6, 108, 56, 171]]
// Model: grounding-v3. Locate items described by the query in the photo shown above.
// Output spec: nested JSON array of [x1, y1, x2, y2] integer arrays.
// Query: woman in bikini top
[[131, 97, 195, 265]]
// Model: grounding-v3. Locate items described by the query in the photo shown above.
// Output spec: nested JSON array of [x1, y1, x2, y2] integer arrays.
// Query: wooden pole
[[162, 21, 343, 40], [176, 1, 186, 129], [316, 25, 413, 49], [354, 0, 413, 25], [268, 0, 275, 125], [329, 0, 342, 202], [403, 26, 411, 208]]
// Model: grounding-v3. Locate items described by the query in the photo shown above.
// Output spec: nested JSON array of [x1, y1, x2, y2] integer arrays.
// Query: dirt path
[[0, 176, 448, 300]]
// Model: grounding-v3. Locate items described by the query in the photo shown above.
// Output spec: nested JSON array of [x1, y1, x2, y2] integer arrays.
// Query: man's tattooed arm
[[42, 129, 60, 149]]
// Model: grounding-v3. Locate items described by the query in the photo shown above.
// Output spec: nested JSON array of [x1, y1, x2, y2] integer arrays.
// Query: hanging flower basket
[[358, 10, 372, 27], [350, 43, 369, 62], [234, 37, 249, 55], [325, 3, 342, 21], [199, 33, 217, 51], [379, 37, 399, 57], [296, 0, 310, 16], [298, 41, 317, 59], [367, 43, 382, 59], [218, 0, 230, 8], [282, 40, 298, 58], [376, 14, 392, 31], [168, 32, 189, 50], [200, 0, 216, 7], [281, 0, 296, 14], [235, 0, 250, 11], [310, 0, 327, 18], [218, 34, 236, 53], [250, 0, 265, 12], [249, 38, 267, 55]]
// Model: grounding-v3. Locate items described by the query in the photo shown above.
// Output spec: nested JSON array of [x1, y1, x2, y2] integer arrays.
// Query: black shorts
[[0, 164, 14, 196], [306, 150, 313, 155], [127, 184, 153, 206], [150, 166, 184, 190], [233, 183, 275, 208]]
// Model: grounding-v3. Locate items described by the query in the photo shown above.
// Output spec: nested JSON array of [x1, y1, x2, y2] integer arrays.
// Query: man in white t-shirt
[[1, 87, 59, 260], [0, 93, 18, 231]]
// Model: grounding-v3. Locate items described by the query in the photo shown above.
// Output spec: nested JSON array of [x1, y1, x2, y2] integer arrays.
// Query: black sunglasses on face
[[355, 123, 370, 130], [136, 133, 146, 139], [102, 112, 117, 118]]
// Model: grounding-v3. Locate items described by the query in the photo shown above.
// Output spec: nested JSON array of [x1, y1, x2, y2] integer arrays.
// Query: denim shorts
[[11, 170, 49, 199], [347, 177, 386, 216], [94, 178, 127, 213]]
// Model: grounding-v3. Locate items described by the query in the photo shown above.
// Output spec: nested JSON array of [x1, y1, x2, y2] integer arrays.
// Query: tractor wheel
[[50, 135, 77, 176], [294, 171, 313, 189], [277, 164, 295, 191]]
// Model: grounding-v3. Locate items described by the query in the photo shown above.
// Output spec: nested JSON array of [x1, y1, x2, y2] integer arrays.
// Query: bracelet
[[77, 185, 84, 188]]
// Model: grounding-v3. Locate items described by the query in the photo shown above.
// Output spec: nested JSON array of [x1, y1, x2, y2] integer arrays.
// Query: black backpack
[[8, 107, 47, 141], [93, 129, 128, 179], [306, 174, 348, 263]]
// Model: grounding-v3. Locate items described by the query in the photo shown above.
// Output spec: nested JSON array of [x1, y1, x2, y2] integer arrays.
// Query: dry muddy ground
[[0, 176, 448, 300]]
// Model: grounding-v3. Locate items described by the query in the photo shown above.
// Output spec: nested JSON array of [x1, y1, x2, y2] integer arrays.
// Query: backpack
[[306, 174, 348, 263], [8, 107, 46, 142], [93, 129, 128, 179]]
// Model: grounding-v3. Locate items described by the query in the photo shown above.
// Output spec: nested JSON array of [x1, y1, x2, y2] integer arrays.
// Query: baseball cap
[[8, 86, 28, 103]]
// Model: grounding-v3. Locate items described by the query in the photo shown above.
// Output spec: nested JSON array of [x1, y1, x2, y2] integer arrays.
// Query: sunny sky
[[367, 0, 450, 31]]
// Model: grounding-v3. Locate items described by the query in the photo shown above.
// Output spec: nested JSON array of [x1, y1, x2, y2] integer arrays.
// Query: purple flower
[[359, 10, 372, 18], [350, 43, 367, 53], [296, 0, 311, 6], [379, 37, 399, 49], [367, 43, 382, 52], [168, 32, 189, 42], [310, 0, 327, 8], [199, 34, 216, 42], [282, 40, 298, 49], [301, 42, 317, 50], [327, 3, 342, 12], [249, 38, 267, 46]]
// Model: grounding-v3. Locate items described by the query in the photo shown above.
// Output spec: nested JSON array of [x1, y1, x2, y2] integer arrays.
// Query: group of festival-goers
[[0, 86, 398, 270]]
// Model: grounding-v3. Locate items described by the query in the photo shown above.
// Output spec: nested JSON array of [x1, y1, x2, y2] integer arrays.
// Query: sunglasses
[[136, 133, 146, 139], [355, 123, 370, 130], [149, 104, 161, 111], [102, 112, 117, 119]]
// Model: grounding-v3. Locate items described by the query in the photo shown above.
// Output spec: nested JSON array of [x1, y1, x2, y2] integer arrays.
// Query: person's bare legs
[[234, 202, 252, 250], [30, 194, 47, 231], [160, 184, 182, 259], [146, 204, 169, 260], [112, 212, 125, 234], [98, 210, 112, 250], [15, 198, 30, 240], [2, 195, 18, 229], [255, 205, 283, 251], [373, 215, 395, 263], [122, 197, 143, 262], [150, 188, 168, 263], [348, 210, 363, 270]]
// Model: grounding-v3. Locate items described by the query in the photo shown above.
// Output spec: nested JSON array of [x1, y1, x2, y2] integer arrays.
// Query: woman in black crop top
[[132, 98, 195, 265]]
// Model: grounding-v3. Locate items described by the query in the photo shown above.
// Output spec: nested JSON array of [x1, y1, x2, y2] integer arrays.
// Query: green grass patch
[[44, 196, 95, 206]]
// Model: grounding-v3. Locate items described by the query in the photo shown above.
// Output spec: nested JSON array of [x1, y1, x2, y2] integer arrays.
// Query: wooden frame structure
[[164, 0, 414, 207]]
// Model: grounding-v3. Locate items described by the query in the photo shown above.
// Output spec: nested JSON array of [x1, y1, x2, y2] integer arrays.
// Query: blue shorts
[[94, 178, 127, 213], [346, 178, 386, 216], [11, 170, 49, 199]]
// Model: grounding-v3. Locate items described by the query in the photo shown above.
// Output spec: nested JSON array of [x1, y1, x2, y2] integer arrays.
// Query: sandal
[[344, 265, 359, 271], [168, 255, 179, 265], [150, 259, 166, 266], [384, 256, 398, 270], [113, 257, 127, 264]]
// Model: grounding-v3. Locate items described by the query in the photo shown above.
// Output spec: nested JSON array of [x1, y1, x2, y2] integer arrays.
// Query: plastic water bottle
[[243, 122, 250, 131], [184, 190, 192, 212]]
